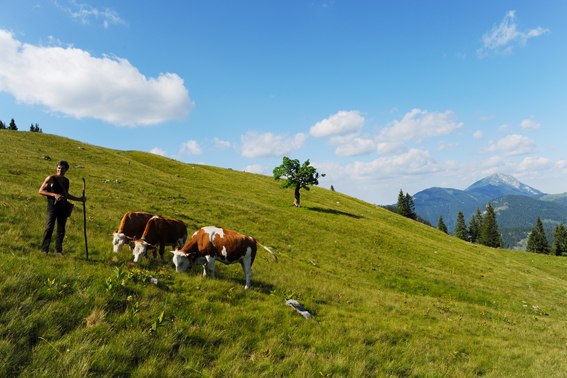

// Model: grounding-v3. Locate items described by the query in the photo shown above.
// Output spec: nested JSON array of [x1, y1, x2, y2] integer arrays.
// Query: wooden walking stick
[[82, 178, 88, 260]]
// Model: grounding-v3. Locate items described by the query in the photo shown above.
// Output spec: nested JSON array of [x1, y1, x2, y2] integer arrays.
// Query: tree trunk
[[294, 185, 301, 207]]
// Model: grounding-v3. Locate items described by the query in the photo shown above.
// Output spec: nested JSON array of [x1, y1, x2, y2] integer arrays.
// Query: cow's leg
[[242, 247, 253, 290], [204, 256, 215, 278], [159, 243, 165, 260]]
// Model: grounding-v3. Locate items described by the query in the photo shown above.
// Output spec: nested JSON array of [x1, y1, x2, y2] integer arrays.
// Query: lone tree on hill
[[273, 156, 324, 207], [437, 216, 448, 234], [527, 217, 550, 254], [478, 202, 503, 248], [455, 211, 468, 241], [553, 224, 567, 256]]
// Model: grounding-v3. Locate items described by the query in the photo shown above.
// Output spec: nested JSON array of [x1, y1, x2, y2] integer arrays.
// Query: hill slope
[[2, 131, 567, 377]]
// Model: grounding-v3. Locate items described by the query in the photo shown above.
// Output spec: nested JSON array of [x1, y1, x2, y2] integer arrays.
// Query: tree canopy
[[478, 202, 503, 248], [396, 190, 416, 220], [455, 211, 468, 241], [553, 224, 567, 256], [527, 217, 550, 254], [273, 156, 324, 207]]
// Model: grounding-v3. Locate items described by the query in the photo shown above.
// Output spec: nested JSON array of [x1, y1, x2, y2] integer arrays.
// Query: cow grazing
[[132, 216, 187, 262], [171, 226, 278, 289], [112, 211, 154, 253]]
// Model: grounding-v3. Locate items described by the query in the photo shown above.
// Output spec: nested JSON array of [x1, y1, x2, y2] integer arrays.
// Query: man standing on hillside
[[38, 160, 86, 255]]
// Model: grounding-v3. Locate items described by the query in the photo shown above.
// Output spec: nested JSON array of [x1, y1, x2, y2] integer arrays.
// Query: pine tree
[[30, 123, 42, 132], [0, 120, 6, 130], [437, 216, 448, 234], [468, 208, 483, 243], [455, 211, 468, 241], [527, 217, 550, 254], [396, 190, 416, 220], [405, 193, 416, 220], [553, 224, 567, 256], [479, 202, 503, 248], [396, 189, 408, 217], [8, 118, 17, 131]]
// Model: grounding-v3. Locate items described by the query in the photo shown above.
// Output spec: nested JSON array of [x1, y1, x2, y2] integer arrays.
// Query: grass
[[1, 130, 567, 376]]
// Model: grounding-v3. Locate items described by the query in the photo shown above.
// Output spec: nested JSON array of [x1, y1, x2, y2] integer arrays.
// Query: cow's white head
[[112, 232, 128, 253], [171, 249, 191, 272], [132, 240, 150, 262]]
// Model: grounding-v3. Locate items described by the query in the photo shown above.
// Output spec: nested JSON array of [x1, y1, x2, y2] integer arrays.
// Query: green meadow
[[1, 131, 567, 377]]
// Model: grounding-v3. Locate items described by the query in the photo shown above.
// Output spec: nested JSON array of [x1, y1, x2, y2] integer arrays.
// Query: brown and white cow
[[112, 211, 154, 253], [171, 226, 278, 289], [132, 216, 187, 262]]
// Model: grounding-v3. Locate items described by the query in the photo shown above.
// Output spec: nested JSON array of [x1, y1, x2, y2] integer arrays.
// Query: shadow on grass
[[305, 206, 364, 219], [223, 276, 277, 294]]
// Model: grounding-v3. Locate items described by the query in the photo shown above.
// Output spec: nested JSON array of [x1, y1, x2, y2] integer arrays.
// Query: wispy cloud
[[0, 29, 193, 126], [485, 134, 536, 156], [378, 108, 463, 144], [240, 131, 306, 158], [150, 147, 167, 156], [521, 117, 541, 130], [244, 164, 266, 174], [179, 140, 203, 155], [477, 10, 549, 57], [213, 138, 232, 149], [55, 0, 126, 29]]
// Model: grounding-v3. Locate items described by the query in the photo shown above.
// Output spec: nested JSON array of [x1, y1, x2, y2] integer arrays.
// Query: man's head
[[57, 160, 69, 170], [56, 160, 69, 174]]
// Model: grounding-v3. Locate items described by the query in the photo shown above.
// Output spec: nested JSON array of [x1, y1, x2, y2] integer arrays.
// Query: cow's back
[[142, 216, 186, 245], [185, 227, 257, 263], [214, 229, 258, 263], [118, 211, 153, 238]]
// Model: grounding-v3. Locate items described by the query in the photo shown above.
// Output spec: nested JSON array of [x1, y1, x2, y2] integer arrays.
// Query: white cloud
[[473, 130, 484, 139], [378, 108, 463, 143], [179, 140, 202, 155], [240, 131, 306, 158], [56, 0, 126, 29], [436, 141, 458, 151], [557, 160, 567, 170], [335, 138, 376, 156], [244, 164, 266, 174], [213, 138, 232, 149], [521, 118, 541, 130], [485, 134, 536, 156], [150, 147, 166, 157], [0, 29, 193, 126], [351, 149, 439, 177], [310, 110, 364, 137], [517, 156, 552, 172], [477, 10, 550, 57]]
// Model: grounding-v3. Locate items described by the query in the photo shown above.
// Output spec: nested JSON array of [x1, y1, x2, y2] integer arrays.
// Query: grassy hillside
[[2, 131, 567, 377]]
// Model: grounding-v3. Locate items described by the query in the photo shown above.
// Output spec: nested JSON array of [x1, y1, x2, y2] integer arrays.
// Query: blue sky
[[1, 1, 565, 204]]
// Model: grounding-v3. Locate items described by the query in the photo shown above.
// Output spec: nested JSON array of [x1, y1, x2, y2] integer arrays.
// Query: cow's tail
[[257, 241, 278, 263]]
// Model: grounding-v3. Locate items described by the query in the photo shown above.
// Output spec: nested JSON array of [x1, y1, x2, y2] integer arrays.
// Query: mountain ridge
[[412, 173, 566, 249]]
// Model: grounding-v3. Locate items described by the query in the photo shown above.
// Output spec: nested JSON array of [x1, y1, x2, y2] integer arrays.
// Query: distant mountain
[[412, 173, 567, 250], [492, 195, 567, 249], [465, 173, 544, 199]]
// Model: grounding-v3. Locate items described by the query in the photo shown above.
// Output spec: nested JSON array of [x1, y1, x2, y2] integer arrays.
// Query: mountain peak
[[465, 173, 543, 197]]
